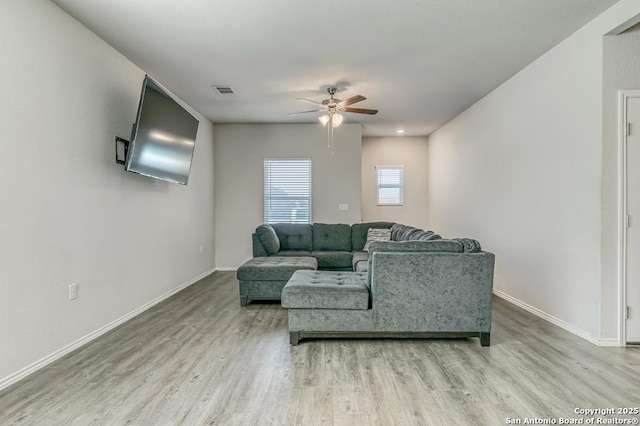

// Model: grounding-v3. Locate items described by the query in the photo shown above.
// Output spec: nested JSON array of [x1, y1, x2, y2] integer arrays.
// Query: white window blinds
[[264, 159, 312, 224], [376, 166, 404, 205]]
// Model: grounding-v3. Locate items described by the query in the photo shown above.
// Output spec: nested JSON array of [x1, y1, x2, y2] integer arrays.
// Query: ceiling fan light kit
[[290, 87, 378, 154], [318, 114, 330, 126], [319, 112, 344, 128]]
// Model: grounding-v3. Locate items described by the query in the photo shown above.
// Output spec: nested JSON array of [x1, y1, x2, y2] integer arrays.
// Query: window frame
[[376, 165, 405, 206], [263, 158, 312, 224]]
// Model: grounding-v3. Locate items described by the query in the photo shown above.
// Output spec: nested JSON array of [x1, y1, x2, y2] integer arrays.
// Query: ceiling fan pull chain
[[330, 125, 335, 156]]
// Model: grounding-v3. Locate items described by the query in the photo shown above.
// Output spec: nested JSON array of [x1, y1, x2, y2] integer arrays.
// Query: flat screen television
[[125, 75, 199, 185]]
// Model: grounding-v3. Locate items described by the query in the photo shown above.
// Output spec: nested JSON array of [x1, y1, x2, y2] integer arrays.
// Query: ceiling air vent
[[213, 85, 234, 94]]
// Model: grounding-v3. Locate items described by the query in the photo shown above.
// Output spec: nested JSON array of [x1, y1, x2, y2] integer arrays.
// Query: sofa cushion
[[355, 261, 369, 273], [271, 223, 313, 251], [392, 224, 420, 241], [352, 251, 369, 272], [417, 232, 441, 241], [312, 251, 353, 269], [313, 223, 352, 251], [409, 230, 440, 241], [282, 270, 369, 310], [368, 240, 464, 254], [454, 238, 482, 253], [399, 227, 422, 241], [255, 224, 280, 255], [390, 223, 406, 241], [363, 228, 392, 251], [351, 222, 394, 251], [236, 256, 317, 281], [277, 250, 313, 257]]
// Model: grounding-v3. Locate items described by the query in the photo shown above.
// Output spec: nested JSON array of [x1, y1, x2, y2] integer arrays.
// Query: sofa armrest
[[252, 233, 269, 257], [369, 251, 495, 332]]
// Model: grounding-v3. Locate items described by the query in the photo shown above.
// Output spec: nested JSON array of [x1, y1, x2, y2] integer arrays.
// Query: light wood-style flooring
[[1, 271, 639, 425]]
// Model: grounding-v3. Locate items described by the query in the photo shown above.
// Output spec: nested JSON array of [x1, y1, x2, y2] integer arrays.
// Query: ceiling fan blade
[[296, 97, 325, 106], [339, 95, 366, 107], [344, 107, 378, 115], [288, 109, 323, 116]]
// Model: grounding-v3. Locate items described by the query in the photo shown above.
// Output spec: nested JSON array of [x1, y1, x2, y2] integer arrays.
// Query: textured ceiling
[[51, 0, 618, 137]]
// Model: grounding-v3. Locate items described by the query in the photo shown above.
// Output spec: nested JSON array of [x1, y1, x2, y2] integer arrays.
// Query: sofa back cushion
[[409, 230, 441, 241], [271, 223, 313, 251], [390, 223, 404, 241], [368, 240, 464, 255], [313, 223, 352, 251], [351, 222, 394, 251], [391, 224, 422, 241], [454, 238, 482, 253], [255, 224, 280, 255]]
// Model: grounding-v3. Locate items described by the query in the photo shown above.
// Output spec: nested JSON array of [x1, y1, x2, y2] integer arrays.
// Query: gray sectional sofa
[[251, 222, 440, 271], [238, 222, 400, 305], [282, 239, 495, 346], [236, 222, 495, 346], [238, 222, 440, 305]]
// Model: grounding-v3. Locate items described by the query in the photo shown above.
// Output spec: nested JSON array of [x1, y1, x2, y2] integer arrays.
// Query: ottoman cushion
[[282, 270, 369, 310], [237, 256, 317, 281]]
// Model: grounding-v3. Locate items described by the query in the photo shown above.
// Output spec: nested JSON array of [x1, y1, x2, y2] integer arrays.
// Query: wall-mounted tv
[[125, 75, 199, 185]]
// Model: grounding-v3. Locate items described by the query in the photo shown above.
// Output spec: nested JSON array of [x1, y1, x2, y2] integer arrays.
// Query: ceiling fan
[[289, 87, 378, 127]]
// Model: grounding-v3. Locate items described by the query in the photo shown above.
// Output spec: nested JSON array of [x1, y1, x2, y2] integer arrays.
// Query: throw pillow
[[363, 228, 391, 252], [454, 238, 482, 253]]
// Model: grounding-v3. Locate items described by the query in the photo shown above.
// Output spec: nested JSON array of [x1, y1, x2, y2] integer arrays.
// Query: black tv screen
[[125, 76, 199, 185]]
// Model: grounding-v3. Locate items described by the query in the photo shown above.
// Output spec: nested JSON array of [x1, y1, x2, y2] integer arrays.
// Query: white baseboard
[[596, 338, 622, 347], [493, 289, 621, 347], [0, 267, 216, 392], [215, 266, 238, 271]]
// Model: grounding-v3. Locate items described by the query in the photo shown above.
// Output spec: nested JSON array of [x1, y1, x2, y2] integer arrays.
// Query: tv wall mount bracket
[[115, 136, 130, 165]]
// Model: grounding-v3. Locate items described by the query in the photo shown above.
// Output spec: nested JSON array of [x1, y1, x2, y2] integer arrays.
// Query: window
[[376, 166, 404, 205], [264, 159, 312, 224]]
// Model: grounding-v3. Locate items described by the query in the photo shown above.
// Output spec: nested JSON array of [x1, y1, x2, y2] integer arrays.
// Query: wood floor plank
[[1, 271, 639, 425]]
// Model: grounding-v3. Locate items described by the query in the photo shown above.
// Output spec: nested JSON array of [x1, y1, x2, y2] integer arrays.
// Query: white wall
[[0, 0, 215, 386], [428, 0, 640, 343], [361, 137, 429, 229], [601, 23, 640, 339], [214, 124, 361, 268]]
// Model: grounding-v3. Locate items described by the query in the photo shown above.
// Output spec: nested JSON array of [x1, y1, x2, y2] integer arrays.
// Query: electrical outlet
[[69, 283, 78, 301], [200, 245, 204, 254], [339, 204, 349, 212]]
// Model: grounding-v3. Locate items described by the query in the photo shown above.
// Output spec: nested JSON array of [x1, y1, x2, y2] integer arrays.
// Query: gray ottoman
[[282, 270, 371, 345], [236, 256, 317, 306], [282, 270, 369, 310]]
